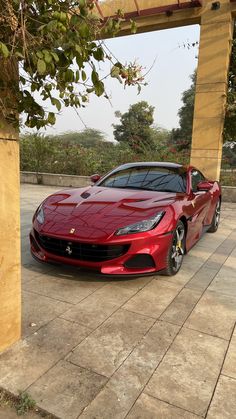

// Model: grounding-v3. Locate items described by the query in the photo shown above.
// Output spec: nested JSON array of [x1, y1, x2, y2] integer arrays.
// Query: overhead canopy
[[93, 0, 206, 35], [95, 0, 203, 19]]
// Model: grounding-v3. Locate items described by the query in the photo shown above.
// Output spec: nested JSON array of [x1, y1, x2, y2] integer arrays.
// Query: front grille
[[34, 230, 129, 262]]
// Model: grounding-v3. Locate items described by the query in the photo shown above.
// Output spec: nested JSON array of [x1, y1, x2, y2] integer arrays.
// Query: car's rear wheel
[[162, 220, 185, 276], [208, 199, 221, 233]]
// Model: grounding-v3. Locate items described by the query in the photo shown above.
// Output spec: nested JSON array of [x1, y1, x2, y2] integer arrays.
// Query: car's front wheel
[[162, 220, 185, 276]]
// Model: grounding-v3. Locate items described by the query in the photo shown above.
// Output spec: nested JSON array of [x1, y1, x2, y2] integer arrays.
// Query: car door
[[189, 169, 211, 240]]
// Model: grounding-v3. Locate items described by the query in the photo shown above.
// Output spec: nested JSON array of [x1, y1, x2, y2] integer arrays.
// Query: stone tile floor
[[0, 184, 236, 419]]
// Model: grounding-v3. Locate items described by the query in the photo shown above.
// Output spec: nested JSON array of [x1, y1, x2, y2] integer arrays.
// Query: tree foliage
[[54, 128, 106, 147], [113, 101, 156, 153], [169, 71, 196, 150], [0, 0, 143, 129]]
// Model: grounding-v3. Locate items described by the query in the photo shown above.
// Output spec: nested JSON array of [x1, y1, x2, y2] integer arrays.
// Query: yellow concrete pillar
[[190, 2, 234, 180], [0, 59, 21, 352]]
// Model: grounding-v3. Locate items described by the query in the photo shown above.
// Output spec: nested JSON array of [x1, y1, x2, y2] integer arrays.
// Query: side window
[[191, 170, 205, 192]]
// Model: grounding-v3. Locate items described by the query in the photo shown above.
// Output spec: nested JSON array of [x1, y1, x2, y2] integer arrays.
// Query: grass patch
[[0, 388, 55, 417], [16, 392, 36, 415]]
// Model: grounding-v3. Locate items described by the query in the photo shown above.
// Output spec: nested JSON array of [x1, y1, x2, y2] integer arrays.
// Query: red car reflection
[[30, 162, 221, 276]]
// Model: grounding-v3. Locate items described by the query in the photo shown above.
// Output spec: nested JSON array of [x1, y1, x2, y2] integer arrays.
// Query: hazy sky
[[46, 24, 200, 140]]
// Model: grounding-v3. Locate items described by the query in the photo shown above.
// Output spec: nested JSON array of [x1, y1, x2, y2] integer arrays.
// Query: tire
[[162, 220, 186, 276], [208, 199, 221, 233]]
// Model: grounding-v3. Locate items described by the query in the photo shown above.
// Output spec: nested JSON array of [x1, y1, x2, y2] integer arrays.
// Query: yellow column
[[190, 2, 234, 180], [0, 59, 21, 352]]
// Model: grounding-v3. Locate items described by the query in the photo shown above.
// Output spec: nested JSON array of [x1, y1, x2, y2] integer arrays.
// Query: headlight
[[36, 205, 45, 224], [115, 211, 165, 236]]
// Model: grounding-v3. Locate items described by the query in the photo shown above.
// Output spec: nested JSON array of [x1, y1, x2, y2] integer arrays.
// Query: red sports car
[[30, 162, 221, 276]]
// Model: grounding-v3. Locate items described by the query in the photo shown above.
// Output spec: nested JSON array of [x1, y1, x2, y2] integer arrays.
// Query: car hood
[[39, 186, 183, 240]]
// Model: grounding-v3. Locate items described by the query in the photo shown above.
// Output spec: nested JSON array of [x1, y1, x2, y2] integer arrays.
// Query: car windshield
[[98, 166, 187, 193]]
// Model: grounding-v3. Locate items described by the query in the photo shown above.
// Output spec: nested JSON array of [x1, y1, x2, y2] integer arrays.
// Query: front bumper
[[30, 228, 173, 275]]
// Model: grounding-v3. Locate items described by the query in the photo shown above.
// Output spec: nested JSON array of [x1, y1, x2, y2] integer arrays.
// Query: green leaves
[[51, 98, 61, 111], [44, 51, 52, 64], [93, 48, 104, 61], [0, 42, 9, 58], [70, 14, 80, 27], [91, 70, 99, 86], [37, 59, 46, 75], [0, 0, 144, 130], [75, 45, 82, 54], [59, 12, 67, 23], [86, 87, 95, 94], [79, 22, 90, 38], [75, 70, 80, 82], [36, 51, 43, 59], [82, 70, 87, 82], [111, 65, 122, 82], [94, 81, 104, 97], [48, 112, 56, 125], [65, 69, 74, 83], [91, 70, 104, 96], [51, 52, 59, 63]]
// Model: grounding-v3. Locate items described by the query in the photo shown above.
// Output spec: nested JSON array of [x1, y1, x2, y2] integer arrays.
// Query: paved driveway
[[0, 184, 236, 419]]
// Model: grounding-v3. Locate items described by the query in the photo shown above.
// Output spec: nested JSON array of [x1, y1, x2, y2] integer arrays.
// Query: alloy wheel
[[215, 201, 221, 228], [171, 224, 185, 272]]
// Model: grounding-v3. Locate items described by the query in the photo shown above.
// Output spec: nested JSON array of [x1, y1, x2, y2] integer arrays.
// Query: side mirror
[[197, 181, 213, 191], [91, 174, 101, 184]]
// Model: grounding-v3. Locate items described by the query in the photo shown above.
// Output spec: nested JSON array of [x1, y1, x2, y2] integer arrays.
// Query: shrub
[[20, 132, 235, 186]]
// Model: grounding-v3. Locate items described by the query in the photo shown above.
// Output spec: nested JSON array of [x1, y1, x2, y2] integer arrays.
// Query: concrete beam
[[98, 0, 236, 35], [190, 6, 234, 180], [0, 60, 21, 352]]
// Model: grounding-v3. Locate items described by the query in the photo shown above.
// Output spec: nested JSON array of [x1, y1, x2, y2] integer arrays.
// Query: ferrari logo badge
[[65, 245, 72, 255], [70, 228, 75, 234]]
